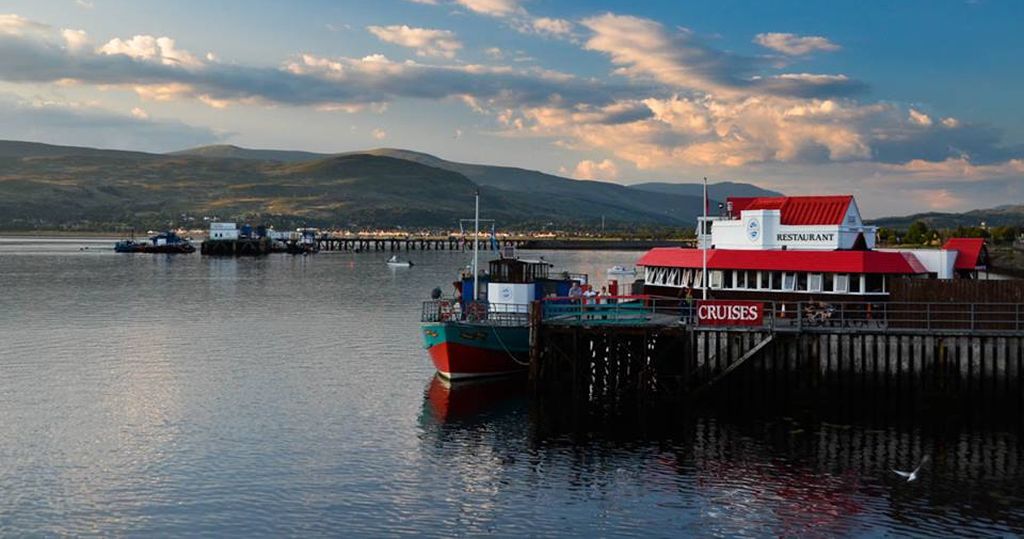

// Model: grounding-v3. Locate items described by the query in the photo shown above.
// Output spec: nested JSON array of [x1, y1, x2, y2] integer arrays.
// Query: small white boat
[[607, 265, 637, 280], [387, 255, 414, 267]]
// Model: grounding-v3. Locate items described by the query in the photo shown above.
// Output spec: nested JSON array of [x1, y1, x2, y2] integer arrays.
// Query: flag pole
[[702, 176, 708, 300], [473, 188, 480, 302]]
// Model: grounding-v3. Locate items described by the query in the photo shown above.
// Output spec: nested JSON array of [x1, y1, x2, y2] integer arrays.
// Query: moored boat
[[387, 255, 414, 267], [115, 231, 195, 254], [420, 192, 584, 380]]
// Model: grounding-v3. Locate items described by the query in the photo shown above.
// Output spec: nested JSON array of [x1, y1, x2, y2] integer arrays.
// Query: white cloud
[[406, 0, 439, 4], [60, 28, 90, 52], [372, 127, 387, 140], [99, 35, 204, 68], [908, 108, 932, 126], [569, 159, 619, 180], [531, 17, 574, 37], [75, 0, 95, 9], [581, 14, 860, 98], [0, 13, 49, 36], [941, 117, 960, 128], [130, 106, 148, 119], [484, 47, 504, 59], [454, 0, 524, 17], [367, 25, 462, 59], [753, 33, 840, 55]]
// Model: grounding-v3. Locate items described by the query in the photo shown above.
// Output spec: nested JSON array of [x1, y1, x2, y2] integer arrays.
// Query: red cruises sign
[[697, 300, 765, 326]]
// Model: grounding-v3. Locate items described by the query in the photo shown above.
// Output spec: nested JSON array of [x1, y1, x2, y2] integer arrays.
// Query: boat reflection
[[421, 374, 528, 425]]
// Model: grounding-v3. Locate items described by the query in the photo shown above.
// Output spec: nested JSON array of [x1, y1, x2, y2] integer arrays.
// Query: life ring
[[438, 300, 453, 321]]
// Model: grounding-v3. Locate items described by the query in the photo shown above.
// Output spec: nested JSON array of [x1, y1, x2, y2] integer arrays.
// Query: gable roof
[[728, 195, 854, 226], [941, 238, 988, 270], [636, 247, 927, 275]]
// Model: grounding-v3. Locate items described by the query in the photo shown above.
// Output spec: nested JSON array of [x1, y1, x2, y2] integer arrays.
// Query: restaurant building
[[638, 195, 988, 300]]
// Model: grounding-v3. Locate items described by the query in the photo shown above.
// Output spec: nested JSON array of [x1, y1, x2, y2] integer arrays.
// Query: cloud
[[99, 34, 204, 67], [75, 0, 95, 9], [0, 95, 223, 152], [0, 21, 628, 111], [531, 17, 574, 38], [569, 158, 619, 180], [454, 0, 524, 17], [754, 33, 839, 55], [60, 28, 90, 52], [908, 108, 932, 126], [581, 13, 864, 98], [371, 127, 387, 140], [367, 25, 462, 59], [130, 106, 148, 119], [0, 13, 49, 36]]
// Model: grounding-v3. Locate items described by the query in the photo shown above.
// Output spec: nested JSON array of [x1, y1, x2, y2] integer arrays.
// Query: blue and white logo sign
[[500, 285, 513, 300], [746, 218, 761, 242]]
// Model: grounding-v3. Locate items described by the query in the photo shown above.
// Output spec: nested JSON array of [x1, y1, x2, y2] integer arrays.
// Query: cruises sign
[[697, 300, 765, 326]]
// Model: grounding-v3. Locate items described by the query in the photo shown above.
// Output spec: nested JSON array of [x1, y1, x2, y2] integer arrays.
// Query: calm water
[[2, 237, 1023, 537]]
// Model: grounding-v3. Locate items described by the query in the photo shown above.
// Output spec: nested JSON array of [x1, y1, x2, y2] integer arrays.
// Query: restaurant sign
[[697, 300, 765, 326]]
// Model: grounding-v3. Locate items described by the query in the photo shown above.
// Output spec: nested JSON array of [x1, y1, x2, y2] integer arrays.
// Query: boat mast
[[702, 176, 708, 300], [473, 188, 480, 302]]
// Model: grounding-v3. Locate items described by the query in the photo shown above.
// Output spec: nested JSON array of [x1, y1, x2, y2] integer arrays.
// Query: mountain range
[[869, 206, 1024, 229], [0, 140, 780, 231]]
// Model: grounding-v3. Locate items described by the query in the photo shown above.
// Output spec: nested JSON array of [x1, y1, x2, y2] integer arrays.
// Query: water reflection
[[420, 377, 1024, 536]]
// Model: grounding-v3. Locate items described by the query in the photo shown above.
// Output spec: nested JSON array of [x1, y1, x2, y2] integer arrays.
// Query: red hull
[[427, 341, 526, 380]]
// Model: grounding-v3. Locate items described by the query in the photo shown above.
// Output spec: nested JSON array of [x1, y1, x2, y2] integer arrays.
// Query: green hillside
[[869, 205, 1024, 229], [0, 140, 715, 231]]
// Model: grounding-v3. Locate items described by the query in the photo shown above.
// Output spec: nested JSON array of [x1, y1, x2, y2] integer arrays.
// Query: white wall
[[488, 283, 534, 313], [879, 249, 957, 279], [710, 208, 876, 251]]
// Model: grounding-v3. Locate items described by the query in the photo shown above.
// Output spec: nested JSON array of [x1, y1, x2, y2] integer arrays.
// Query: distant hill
[[2, 140, 779, 231], [628, 181, 782, 200], [170, 144, 328, 162], [870, 205, 1024, 229]]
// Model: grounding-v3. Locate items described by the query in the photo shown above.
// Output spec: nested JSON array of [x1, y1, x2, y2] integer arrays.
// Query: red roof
[[636, 247, 926, 274], [942, 238, 987, 270], [728, 195, 853, 226]]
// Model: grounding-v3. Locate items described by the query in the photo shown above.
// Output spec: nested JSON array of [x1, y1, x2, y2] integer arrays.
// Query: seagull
[[893, 455, 930, 482]]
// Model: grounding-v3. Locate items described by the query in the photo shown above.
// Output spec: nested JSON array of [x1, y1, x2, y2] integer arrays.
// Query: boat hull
[[422, 322, 529, 380]]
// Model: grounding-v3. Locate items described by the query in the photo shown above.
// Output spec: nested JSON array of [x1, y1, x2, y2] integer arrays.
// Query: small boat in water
[[115, 231, 195, 254], [387, 255, 414, 267], [607, 265, 638, 281]]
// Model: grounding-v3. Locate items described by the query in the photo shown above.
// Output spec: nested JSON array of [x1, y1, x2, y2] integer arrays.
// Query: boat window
[[823, 273, 834, 292], [671, 269, 682, 286], [865, 274, 884, 293], [849, 274, 862, 293], [733, 270, 745, 289], [782, 272, 796, 291], [834, 274, 849, 293], [710, 270, 722, 289], [809, 273, 823, 292], [746, 271, 757, 289], [770, 271, 783, 290], [723, 270, 734, 289], [796, 273, 808, 291]]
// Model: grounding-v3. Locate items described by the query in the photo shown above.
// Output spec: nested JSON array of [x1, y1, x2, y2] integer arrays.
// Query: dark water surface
[[1, 237, 1022, 536]]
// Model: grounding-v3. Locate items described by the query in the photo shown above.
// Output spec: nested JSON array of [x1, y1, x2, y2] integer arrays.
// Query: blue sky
[[1, 0, 1022, 217]]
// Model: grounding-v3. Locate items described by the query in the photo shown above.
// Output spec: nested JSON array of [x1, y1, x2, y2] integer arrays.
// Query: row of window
[[644, 267, 887, 294]]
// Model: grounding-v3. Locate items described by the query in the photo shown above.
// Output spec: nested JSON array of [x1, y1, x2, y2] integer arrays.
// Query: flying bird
[[892, 455, 930, 482]]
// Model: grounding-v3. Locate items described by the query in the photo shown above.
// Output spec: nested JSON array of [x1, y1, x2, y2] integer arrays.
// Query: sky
[[1, 0, 1022, 217]]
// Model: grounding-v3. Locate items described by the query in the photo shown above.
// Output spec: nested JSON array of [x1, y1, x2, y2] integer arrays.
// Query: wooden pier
[[315, 236, 523, 252], [528, 299, 1024, 409]]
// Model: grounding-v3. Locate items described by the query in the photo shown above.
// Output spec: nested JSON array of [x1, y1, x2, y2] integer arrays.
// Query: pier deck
[[524, 297, 1024, 407]]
